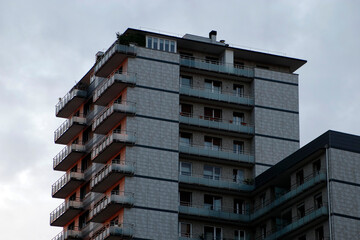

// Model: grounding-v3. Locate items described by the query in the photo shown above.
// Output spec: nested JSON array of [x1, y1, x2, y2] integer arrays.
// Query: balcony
[[91, 160, 135, 193], [179, 114, 254, 135], [91, 130, 136, 164], [94, 43, 136, 77], [180, 84, 254, 107], [179, 234, 250, 240], [93, 72, 136, 106], [53, 144, 86, 171], [56, 88, 87, 118], [251, 171, 327, 220], [54, 116, 87, 144], [180, 55, 254, 78], [50, 199, 83, 226], [256, 205, 328, 240], [90, 191, 134, 223], [93, 101, 136, 134], [179, 203, 249, 222], [52, 172, 85, 198], [179, 143, 254, 165], [91, 224, 134, 240], [179, 173, 254, 192], [52, 228, 82, 240]]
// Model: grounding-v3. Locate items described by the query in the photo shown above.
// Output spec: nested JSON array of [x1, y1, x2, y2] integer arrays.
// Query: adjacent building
[[50, 28, 360, 240]]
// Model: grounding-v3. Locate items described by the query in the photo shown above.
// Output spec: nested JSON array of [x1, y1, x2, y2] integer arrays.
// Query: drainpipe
[[325, 145, 333, 240]]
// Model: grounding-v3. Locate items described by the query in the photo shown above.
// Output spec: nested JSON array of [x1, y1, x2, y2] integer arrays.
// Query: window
[[235, 230, 246, 240], [234, 199, 245, 214], [204, 226, 222, 240], [233, 169, 244, 183], [180, 162, 192, 176], [281, 210, 292, 227], [180, 75, 192, 87], [147, 37, 152, 49], [233, 141, 244, 154], [205, 56, 219, 64], [170, 41, 175, 52], [68, 221, 75, 230], [205, 79, 222, 93], [233, 84, 244, 97], [313, 159, 321, 175], [180, 132, 192, 146], [314, 193, 323, 209], [153, 37, 158, 50], [180, 103, 193, 116], [233, 112, 245, 125], [146, 36, 176, 53], [179, 222, 192, 238], [180, 191, 192, 206], [315, 226, 324, 240], [204, 107, 222, 121], [296, 169, 304, 186], [234, 61, 245, 69], [204, 194, 222, 211], [204, 165, 221, 180], [110, 216, 119, 226], [204, 136, 222, 150], [260, 225, 266, 239], [297, 203, 305, 219], [165, 39, 169, 51], [79, 210, 89, 229], [260, 193, 266, 208], [159, 39, 164, 50]]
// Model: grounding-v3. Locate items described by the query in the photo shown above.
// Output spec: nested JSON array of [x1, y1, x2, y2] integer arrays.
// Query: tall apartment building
[[50, 28, 360, 240]]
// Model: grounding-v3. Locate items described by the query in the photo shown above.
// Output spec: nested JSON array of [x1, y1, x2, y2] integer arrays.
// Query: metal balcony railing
[[251, 171, 327, 220], [179, 142, 254, 164], [54, 115, 87, 143], [56, 88, 87, 116], [180, 55, 254, 78], [179, 83, 254, 106], [91, 223, 134, 240], [179, 172, 254, 191], [179, 233, 250, 240], [179, 113, 254, 135], [53, 144, 86, 169], [52, 227, 82, 240], [52, 171, 85, 197], [50, 199, 83, 224]]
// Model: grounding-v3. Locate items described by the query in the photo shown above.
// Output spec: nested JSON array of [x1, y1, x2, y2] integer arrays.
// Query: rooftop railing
[[56, 88, 87, 116], [180, 55, 254, 78]]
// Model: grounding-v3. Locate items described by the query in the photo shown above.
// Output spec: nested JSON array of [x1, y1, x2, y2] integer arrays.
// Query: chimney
[[209, 30, 217, 42], [95, 51, 104, 62]]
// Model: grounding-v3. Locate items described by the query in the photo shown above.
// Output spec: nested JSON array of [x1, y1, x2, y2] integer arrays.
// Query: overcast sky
[[0, 0, 359, 239]]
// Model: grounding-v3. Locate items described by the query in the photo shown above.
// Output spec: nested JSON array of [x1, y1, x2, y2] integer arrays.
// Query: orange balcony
[[52, 172, 85, 198], [54, 116, 87, 144], [53, 144, 86, 171], [91, 130, 136, 164], [92, 101, 136, 134], [50, 199, 83, 226], [91, 160, 135, 193]]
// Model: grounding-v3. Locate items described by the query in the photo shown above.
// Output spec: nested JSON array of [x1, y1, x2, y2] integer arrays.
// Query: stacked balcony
[[93, 72, 136, 106], [179, 203, 249, 222], [94, 43, 136, 77], [179, 114, 254, 136], [91, 224, 134, 240], [50, 199, 83, 226], [251, 171, 327, 220], [52, 228, 82, 240], [52, 172, 85, 198], [91, 160, 135, 193], [180, 55, 254, 78], [179, 143, 254, 165], [90, 191, 134, 223], [91, 130, 136, 164], [53, 144, 86, 171], [55, 116, 87, 144], [93, 101, 136, 134], [179, 173, 254, 192], [56, 88, 87, 118]]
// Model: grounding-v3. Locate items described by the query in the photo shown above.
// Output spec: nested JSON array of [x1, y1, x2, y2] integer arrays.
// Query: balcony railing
[[90, 191, 134, 223], [179, 202, 250, 222], [93, 72, 136, 106], [91, 160, 135, 192], [91, 223, 134, 240], [53, 144, 86, 171], [179, 172, 254, 192], [180, 84, 254, 106], [93, 100, 136, 134], [50, 199, 83, 226], [54, 115, 87, 144], [56, 88, 87, 118], [179, 233, 250, 240], [180, 55, 254, 78], [52, 228, 82, 240], [255, 205, 328, 240], [94, 43, 136, 77], [179, 113, 254, 135], [91, 130, 136, 163], [251, 171, 327, 220], [52, 171, 85, 198], [179, 142, 254, 164]]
